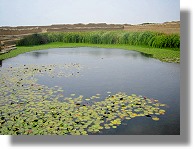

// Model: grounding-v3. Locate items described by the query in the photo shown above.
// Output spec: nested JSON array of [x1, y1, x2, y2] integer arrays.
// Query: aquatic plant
[[0, 64, 167, 135]]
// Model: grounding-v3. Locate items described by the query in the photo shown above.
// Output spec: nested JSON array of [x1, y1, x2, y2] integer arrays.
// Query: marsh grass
[[17, 31, 180, 49]]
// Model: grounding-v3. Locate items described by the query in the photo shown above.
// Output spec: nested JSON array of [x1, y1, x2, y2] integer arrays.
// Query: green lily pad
[[0, 65, 167, 135], [85, 98, 90, 101]]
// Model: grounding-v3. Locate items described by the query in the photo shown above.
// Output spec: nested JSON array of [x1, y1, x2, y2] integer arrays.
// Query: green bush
[[17, 33, 48, 46]]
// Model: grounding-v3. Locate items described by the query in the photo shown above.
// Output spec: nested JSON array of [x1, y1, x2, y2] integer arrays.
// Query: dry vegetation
[[124, 21, 180, 34]]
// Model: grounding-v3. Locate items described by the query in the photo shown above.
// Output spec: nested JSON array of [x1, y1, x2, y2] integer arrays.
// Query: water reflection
[[41, 47, 149, 60], [29, 51, 49, 58], [140, 52, 153, 57], [0, 60, 2, 67]]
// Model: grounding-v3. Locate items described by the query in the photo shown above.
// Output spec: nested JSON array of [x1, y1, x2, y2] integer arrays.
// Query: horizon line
[[0, 20, 180, 28]]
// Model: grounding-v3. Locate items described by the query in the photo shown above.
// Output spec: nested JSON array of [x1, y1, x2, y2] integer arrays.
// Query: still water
[[1, 47, 180, 135]]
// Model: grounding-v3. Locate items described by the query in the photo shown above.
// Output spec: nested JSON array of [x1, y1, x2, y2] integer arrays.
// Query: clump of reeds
[[17, 31, 180, 49]]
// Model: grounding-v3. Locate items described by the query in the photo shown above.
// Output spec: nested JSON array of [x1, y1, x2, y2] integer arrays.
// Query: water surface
[[0, 47, 180, 135]]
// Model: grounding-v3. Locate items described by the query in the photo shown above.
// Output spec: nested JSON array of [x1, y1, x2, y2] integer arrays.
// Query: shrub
[[17, 33, 48, 46]]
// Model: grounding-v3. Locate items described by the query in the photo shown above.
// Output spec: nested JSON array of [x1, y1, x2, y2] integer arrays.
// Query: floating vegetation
[[85, 98, 91, 101], [0, 65, 167, 135], [70, 94, 76, 97]]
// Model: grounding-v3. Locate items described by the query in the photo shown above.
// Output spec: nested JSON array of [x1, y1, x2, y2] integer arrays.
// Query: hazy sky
[[0, 0, 180, 26]]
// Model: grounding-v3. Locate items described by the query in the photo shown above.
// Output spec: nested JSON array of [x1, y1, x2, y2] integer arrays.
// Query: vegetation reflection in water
[[0, 64, 166, 135]]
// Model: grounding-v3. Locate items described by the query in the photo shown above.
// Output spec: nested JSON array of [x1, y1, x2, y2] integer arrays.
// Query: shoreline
[[0, 42, 180, 63]]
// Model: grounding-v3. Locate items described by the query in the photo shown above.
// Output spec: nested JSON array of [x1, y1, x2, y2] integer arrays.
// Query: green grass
[[0, 42, 180, 63], [17, 31, 180, 49]]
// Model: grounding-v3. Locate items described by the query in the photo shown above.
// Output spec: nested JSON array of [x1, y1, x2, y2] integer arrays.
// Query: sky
[[0, 0, 180, 26]]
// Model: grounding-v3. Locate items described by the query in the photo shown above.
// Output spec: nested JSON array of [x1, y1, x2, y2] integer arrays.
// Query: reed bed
[[17, 31, 180, 49]]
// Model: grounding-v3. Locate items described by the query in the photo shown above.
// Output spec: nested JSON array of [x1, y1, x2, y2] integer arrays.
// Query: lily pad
[[0, 64, 167, 135]]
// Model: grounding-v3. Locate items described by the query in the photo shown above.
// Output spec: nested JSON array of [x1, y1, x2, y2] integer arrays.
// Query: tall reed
[[17, 31, 180, 49]]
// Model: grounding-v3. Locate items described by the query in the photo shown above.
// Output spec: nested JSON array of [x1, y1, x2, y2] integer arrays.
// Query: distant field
[[124, 22, 180, 34]]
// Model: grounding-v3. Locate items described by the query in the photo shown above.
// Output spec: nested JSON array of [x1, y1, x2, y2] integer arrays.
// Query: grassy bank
[[0, 42, 180, 63]]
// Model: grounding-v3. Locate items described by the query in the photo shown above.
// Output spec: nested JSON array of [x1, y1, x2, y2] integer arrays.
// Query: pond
[[0, 47, 180, 135]]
